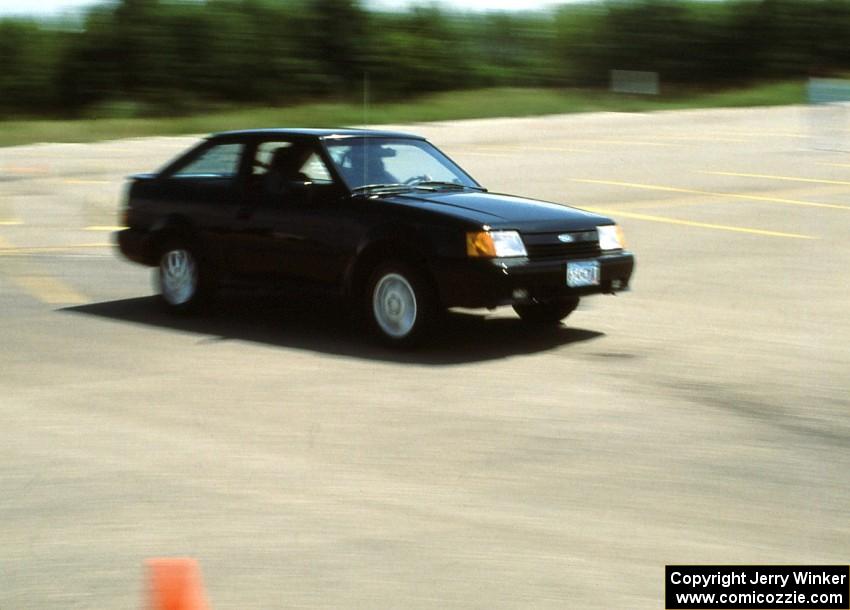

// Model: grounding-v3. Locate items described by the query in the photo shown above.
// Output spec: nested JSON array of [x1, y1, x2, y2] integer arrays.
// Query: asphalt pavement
[[1, 105, 848, 609]]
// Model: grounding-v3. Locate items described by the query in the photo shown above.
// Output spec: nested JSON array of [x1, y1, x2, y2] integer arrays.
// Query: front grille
[[523, 232, 602, 260]]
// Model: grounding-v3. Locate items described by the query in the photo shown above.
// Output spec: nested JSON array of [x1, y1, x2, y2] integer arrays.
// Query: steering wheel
[[404, 174, 432, 185]]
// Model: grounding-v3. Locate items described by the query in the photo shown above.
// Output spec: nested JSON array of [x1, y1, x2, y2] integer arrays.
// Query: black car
[[116, 128, 634, 345]]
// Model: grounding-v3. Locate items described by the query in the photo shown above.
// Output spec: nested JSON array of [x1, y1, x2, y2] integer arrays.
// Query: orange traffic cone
[[146, 558, 211, 610]]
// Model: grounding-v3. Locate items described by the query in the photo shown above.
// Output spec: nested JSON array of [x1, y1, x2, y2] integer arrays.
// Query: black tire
[[513, 297, 579, 326], [155, 238, 216, 313], [365, 261, 436, 347]]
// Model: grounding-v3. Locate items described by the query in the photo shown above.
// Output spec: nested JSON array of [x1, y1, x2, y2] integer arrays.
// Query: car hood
[[382, 190, 612, 232]]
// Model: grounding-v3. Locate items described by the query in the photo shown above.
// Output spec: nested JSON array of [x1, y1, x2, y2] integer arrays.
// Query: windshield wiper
[[411, 181, 485, 192], [352, 181, 486, 194], [351, 183, 410, 194]]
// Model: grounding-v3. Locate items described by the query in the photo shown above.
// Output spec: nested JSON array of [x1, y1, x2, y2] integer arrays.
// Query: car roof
[[209, 128, 425, 141]]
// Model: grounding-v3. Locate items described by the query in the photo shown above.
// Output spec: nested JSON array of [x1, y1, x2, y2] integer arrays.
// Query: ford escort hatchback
[[116, 129, 634, 346]]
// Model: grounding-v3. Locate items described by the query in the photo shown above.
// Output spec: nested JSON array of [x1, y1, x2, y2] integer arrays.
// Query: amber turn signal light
[[466, 231, 497, 257]]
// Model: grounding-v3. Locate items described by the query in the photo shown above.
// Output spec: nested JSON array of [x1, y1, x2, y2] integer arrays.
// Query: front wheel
[[156, 240, 215, 312], [366, 262, 436, 346], [513, 297, 579, 326]]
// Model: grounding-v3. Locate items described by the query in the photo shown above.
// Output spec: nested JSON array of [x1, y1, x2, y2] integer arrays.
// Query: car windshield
[[323, 137, 481, 192]]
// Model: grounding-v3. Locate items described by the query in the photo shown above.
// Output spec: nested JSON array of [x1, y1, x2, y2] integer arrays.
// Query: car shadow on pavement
[[62, 293, 604, 365]]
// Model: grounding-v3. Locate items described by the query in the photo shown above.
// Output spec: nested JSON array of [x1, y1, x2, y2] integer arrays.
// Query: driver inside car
[[264, 145, 313, 198], [339, 145, 398, 186]]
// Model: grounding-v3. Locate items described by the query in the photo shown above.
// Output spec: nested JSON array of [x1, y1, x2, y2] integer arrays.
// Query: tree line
[[2, 0, 850, 118]]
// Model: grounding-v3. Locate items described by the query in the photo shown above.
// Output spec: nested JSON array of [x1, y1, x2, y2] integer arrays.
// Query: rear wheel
[[513, 297, 579, 326], [156, 240, 215, 312], [366, 262, 436, 346]]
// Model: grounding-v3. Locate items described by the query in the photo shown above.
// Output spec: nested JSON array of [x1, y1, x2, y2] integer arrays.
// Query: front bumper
[[115, 228, 156, 266], [432, 251, 635, 309]]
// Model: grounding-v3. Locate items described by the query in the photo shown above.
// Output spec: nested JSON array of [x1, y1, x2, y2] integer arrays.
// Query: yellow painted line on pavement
[[9, 275, 88, 304], [3, 165, 49, 175], [463, 146, 523, 153], [0, 219, 24, 225], [816, 162, 850, 169], [571, 178, 850, 211], [63, 179, 111, 185], [596, 182, 850, 212], [652, 134, 750, 143], [566, 138, 680, 148], [701, 170, 850, 187], [600, 195, 730, 212], [526, 145, 595, 154], [453, 150, 516, 158], [0, 236, 90, 304], [582, 207, 816, 240], [0, 243, 111, 256], [85, 225, 125, 231], [457, 145, 596, 155], [466, 145, 595, 154], [714, 130, 809, 139], [456, 147, 517, 156]]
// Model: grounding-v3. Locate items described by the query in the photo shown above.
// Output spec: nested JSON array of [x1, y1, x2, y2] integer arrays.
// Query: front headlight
[[466, 230, 527, 257], [597, 224, 625, 250]]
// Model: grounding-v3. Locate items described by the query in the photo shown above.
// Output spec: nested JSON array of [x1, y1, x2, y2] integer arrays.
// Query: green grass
[[0, 81, 806, 148]]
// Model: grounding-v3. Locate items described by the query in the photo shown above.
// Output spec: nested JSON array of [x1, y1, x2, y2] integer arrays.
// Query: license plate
[[567, 260, 600, 287]]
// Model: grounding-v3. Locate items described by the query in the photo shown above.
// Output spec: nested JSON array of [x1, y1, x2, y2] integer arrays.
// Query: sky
[[0, 0, 571, 17]]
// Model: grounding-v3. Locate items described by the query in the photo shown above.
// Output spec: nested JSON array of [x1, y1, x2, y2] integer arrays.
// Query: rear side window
[[171, 143, 244, 178]]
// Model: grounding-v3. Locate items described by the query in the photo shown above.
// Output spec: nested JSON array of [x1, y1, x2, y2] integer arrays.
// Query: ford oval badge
[[557, 233, 575, 243]]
